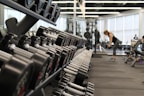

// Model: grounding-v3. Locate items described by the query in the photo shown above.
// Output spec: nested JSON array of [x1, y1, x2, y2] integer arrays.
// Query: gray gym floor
[[88, 53, 144, 96]]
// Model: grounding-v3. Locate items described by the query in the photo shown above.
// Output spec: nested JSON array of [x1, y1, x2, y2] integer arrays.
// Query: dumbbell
[[83, 81, 95, 89], [36, 26, 58, 45], [36, 27, 71, 66], [39, 36, 70, 73], [36, 34, 69, 68], [15, 0, 35, 9], [55, 34, 66, 46], [29, 0, 46, 14], [51, 6, 60, 22], [40, 36, 62, 72], [53, 89, 73, 96], [0, 34, 50, 89], [18, 35, 55, 77], [0, 50, 33, 96], [45, 4, 60, 22], [61, 47, 72, 64], [36, 26, 59, 47], [68, 62, 90, 72], [69, 59, 89, 72], [58, 82, 94, 96], [64, 61, 89, 74], [55, 35, 72, 63], [43, 0, 52, 18], [18, 35, 54, 66], [66, 61, 89, 72], [60, 77, 95, 93], [64, 63, 90, 85], [63, 67, 88, 86], [62, 74, 94, 89], [65, 65, 88, 74], [63, 66, 88, 82], [45, 3, 57, 20], [65, 46, 77, 60], [40, 36, 50, 46], [74, 70, 89, 86], [30, 36, 61, 74]]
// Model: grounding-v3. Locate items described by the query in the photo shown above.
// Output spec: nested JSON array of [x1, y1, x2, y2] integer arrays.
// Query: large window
[[36, 17, 67, 31], [107, 17, 116, 33], [115, 16, 123, 42], [123, 14, 139, 45], [106, 14, 139, 45], [77, 20, 86, 37]]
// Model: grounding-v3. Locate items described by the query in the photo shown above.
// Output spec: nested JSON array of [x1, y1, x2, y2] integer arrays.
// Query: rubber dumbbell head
[[0, 34, 50, 89], [35, 0, 46, 14], [0, 51, 33, 96], [16, 0, 35, 9], [43, 0, 52, 17]]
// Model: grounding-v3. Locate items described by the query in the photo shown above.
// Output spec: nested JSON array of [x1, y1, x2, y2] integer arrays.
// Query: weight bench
[[125, 39, 142, 64], [131, 50, 144, 67]]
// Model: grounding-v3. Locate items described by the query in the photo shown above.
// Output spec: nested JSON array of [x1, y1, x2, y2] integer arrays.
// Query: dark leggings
[[113, 40, 120, 55]]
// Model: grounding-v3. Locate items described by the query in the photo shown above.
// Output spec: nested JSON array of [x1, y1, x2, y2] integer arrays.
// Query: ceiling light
[[61, 12, 120, 14], [85, 7, 142, 10], [52, 1, 75, 3], [52, 1, 144, 3], [60, 7, 142, 10], [85, 1, 144, 3], [78, 15, 99, 18]]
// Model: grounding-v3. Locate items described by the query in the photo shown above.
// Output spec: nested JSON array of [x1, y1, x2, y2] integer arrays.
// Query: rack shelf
[[0, 0, 56, 26], [26, 69, 61, 96], [26, 63, 68, 96]]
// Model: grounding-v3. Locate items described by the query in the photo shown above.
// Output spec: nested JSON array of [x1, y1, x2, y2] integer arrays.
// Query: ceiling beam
[[60, 7, 142, 10]]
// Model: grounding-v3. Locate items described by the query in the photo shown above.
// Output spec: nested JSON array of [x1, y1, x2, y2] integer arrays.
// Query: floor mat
[[88, 55, 144, 96]]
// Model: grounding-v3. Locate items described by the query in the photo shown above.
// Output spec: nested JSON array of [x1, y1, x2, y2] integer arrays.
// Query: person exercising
[[104, 30, 121, 60]]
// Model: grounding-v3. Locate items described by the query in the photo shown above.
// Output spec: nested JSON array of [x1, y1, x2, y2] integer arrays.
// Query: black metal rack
[[26, 67, 63, 96], [0, 0, 56, 26]]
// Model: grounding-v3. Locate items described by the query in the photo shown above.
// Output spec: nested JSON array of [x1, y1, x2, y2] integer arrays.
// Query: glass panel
[[108, 18, 116, 32]]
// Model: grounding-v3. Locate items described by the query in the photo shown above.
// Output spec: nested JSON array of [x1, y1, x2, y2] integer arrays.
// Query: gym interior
[[0, 0, 144, 96]]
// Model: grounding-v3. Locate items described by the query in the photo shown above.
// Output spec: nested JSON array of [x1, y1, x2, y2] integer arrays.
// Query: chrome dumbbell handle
[[63, 68, 77, 75], [66, 86, 85, 95], [62, 91, 73, 96]]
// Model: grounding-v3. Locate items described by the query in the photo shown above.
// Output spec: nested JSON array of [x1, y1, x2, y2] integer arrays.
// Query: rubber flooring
[[88, 54, 144, 96]]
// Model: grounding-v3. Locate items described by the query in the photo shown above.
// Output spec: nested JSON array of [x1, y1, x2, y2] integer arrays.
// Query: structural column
[[73, 0, 76, 35], [139, 12, 144, 38], [0, 4, 4, 26]]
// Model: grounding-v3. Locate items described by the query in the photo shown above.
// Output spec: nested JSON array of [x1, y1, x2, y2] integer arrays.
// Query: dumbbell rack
[[0, 0, 62, 96], [0, 0, 56, 25], [26, 64, 68, 96], [0, 1, 93, 96], [0, 0, 57, 36]]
